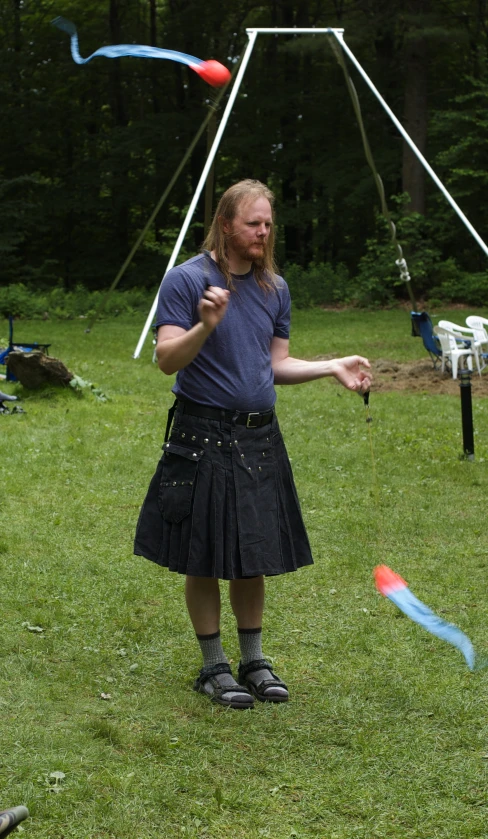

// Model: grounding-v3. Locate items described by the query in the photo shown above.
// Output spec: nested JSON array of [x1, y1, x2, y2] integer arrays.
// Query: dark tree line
[[2, 0, 488, 304]]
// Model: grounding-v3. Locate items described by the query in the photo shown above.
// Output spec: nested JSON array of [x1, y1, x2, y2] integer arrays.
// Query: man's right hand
[[198, 285, 230, 333], [156, 286, 230, 375]]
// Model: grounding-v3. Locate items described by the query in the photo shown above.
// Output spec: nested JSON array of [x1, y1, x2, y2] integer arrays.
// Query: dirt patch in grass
[[371, 359, 488, 396], [314, 355, 488, 396]]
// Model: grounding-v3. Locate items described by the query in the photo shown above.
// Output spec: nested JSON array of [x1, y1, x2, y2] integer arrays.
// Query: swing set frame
[[133, 27, 488, 359]]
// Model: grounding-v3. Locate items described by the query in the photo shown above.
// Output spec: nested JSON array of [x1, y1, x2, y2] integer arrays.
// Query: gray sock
[[238, 626, 264, 663], [196, 631, 245, 698], [238, 627, 288, 699], [197, 630, 229, 667]]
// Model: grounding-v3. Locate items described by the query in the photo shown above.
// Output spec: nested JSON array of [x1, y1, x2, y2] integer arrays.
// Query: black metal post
[[459, 366, 474, 460]]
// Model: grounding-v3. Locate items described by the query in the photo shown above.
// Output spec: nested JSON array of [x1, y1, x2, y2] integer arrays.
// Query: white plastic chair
[[465, 316, 488, 370], [434, 326, 475, 379], [437, 320, 482, 376]]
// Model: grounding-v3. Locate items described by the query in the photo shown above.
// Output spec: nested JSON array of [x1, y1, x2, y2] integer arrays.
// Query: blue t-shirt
[[155, 253, 291, 411]]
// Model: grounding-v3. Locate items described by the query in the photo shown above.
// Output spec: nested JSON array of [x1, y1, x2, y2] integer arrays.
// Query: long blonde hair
[[202, 179, 279, 291]]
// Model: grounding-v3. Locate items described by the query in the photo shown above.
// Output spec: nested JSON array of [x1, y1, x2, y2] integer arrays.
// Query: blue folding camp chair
[[411, 311, 442, 368], [0, 316, 51, 382]]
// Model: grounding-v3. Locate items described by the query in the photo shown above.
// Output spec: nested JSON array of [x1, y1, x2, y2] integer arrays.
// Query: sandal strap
[[195, 662, 232, 686], [212, 683, 252, 701], [195, 663, 252, 701], [238, 658, 288, 692], [251, 677, 288, 692], [238, 658, 273, 679]]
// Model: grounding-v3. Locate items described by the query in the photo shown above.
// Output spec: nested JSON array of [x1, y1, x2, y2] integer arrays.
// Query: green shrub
[[0, 284, 155, 320], [2, 258, 486, 321], [283, 262, 352, 308], [0, 283, 42, 318], [428, 265, 488, 306], [354, 206, 443, 306]]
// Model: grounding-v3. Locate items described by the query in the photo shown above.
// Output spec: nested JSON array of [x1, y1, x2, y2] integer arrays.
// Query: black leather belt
[[177, 399, 274, 428]]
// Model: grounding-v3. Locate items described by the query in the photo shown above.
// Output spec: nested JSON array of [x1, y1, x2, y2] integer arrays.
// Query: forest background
[[2, 0, 488, 314]]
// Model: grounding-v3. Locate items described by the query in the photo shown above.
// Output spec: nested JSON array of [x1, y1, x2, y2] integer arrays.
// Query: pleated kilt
[[133, 404, 314, 580]]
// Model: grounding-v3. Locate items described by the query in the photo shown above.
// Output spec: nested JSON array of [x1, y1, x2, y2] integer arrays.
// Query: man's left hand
[[332, 356, 372, 394]]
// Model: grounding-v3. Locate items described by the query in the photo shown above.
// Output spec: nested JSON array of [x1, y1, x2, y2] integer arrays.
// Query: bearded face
[[223, 196, 273, 270]]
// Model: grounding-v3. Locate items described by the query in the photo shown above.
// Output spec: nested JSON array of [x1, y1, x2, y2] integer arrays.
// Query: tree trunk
[[149, 0, 160, 114], [109, 0, 129, 259], [402, 29, 428, 213], [277, 0, 311, 264]]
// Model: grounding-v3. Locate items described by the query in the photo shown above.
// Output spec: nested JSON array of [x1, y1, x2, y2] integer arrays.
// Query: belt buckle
[[246, 412, 260, 428]]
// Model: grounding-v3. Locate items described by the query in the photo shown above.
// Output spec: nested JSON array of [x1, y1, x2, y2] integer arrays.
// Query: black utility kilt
[[134, 405, 314, 580]]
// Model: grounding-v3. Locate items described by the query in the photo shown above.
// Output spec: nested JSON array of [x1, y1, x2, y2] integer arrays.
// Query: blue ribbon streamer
[[52, 16, 203, 70], [387, 585, 476, 670]]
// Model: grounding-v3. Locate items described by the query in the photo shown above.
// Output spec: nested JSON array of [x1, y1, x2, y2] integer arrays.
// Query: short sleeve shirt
[[155, 253, 291, 412]]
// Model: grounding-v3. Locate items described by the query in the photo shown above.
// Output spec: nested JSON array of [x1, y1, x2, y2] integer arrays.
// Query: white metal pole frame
[[246, 28, 343, 34], [133, 30, 258, 359], [331, 30, 488, 258], [249, 27, 488, 257], [134, 26, 488, 358]]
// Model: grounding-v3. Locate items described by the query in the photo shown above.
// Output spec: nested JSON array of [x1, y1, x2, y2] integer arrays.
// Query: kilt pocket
[[158, 442, 204, 523]]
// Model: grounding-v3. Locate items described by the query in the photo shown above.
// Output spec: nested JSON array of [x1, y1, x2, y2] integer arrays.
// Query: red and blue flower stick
[[374, 564, 476, 670], [52, 17, 231, 87]]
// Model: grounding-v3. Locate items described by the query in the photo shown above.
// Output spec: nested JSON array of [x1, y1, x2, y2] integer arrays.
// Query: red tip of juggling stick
[[195, 59, 231, 87], [374, 564, 408, 596]]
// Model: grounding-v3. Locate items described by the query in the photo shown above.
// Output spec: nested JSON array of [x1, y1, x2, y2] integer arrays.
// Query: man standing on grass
[[134, 179, 371, 709]]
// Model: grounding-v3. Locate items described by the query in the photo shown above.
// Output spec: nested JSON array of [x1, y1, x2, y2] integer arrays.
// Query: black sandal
[[238, 658, 289, 703], [193, 663, 254, 709]]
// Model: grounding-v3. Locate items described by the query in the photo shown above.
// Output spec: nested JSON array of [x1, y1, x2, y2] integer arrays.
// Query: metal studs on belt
[[217, 441, 222, 447], [204, 438, 209, 444], [192, 453, 198, 458], [181, 432, 185, 438], [191, 435, 196, 441]]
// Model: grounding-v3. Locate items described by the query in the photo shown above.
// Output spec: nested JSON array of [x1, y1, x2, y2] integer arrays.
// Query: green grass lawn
[[1, 309, 488, 839]]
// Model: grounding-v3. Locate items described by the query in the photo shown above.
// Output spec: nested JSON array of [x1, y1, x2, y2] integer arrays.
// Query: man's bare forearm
[[272, 356, 337, 385], [156, 322, 212, 375], [273, 355, 371, 392]]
